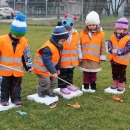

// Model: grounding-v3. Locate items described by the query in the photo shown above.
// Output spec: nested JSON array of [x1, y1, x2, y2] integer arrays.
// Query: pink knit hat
[[115, 17, 129, 29]]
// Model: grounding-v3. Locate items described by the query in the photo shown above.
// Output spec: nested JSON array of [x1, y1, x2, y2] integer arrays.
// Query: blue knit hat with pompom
[[10, 13, 27, 37], [52, 21, 69, 43]]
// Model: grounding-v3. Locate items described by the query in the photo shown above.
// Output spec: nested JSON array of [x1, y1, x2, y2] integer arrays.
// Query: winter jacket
[[78, 26, 106, 72], [33, 39, 61, 76], [108, 32, 130, 65], [0, 34, 32, 77]]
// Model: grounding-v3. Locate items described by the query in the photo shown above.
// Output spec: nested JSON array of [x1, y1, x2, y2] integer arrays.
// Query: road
[[0, 17, 63, 23]]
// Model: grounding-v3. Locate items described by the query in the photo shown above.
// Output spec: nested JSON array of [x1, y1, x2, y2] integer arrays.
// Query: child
[[58, 14, 82, 95], [108, 17, 130, 91], [78, 11, 106, 92], [0, 13, 33, 106], [33, 22, 69, 97]]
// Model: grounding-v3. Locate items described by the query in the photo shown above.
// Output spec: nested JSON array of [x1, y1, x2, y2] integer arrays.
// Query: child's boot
[[111, 80, 118, 89], [14, 101, 22, 105], [1, 102, 9, 106], [60, 88, 71, 95], [38, 92, 46, 98], [84, 84, 89, 89], [46, 92, 56, 97], [67, 85, 77, 92], [91, 82, 96, 90], [117, 82, 125, 91]]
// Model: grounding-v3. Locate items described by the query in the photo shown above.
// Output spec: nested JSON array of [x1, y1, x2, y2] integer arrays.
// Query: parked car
[[4, 7, 15, 18], [4, 7, 20, 18], [0, 8, 11, 19]]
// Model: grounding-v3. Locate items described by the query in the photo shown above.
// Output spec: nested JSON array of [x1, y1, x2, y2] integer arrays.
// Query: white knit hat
[[85, 11, 100, 25]]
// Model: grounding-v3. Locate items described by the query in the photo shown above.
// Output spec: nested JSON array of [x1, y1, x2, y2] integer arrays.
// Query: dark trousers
[[83, 71, 97, 84], [0, 76, 22, 103], [58, 68, 74, 88], [111, 63, 127, 83]]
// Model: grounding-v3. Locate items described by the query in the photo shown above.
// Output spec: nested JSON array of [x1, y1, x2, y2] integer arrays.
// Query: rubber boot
[[111, 80, 118, 89], [117, 82, 125, 91], [84, 84, 89, 89], [67, 85, 77, 92], [91, 82, 96, 90]]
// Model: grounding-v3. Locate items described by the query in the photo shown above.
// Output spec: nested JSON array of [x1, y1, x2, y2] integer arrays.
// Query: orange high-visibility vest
[[60, 32, 79, 67], [109, 34, 130, 65], [0, 34, 28, 77], [80, 30, 105, 62], [33, 40, 60, 76]]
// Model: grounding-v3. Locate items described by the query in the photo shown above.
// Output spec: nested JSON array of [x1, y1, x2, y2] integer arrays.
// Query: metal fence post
[[46, 0, 48, 26], [14, 0, 15, 11], [81, 0, 84, 28], [25, 0, 27, 17]]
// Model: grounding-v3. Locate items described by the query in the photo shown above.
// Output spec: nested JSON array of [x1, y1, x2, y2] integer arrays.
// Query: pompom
[[57, 21, 63, 26], [64, 14, 68, 18], [74, 16, 78, 20], [16, 13, 26, 22]]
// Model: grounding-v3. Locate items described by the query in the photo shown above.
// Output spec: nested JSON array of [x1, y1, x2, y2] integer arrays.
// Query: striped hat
[[115, 17, 129, 29], [10, 13, 27, 37], [52, 21, 69, 43]]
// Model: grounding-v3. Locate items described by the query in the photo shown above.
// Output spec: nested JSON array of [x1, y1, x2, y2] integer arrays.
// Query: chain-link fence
[[7, 1, 130, 17], [5, 0, 130, 30]]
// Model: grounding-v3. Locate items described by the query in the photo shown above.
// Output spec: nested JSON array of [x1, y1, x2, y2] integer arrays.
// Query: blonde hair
[[83, 25, 102, 33]]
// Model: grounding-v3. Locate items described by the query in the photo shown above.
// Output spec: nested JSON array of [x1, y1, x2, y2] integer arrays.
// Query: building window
[[61, 6, 64, 11]]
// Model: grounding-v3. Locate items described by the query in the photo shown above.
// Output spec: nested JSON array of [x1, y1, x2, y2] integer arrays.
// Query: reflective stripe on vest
[[80, 30, 104, 62], [0, 34, 27, 76], [109, 34, 130, 65], [0, 65, 23, 71], [0, 56, 22, 63], [60, 32, 79, 67], [33, 40, 60, 76]]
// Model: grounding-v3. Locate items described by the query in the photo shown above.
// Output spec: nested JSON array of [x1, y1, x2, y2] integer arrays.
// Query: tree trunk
[[57, 2, 60, 19], [113, 11, 118, 17]]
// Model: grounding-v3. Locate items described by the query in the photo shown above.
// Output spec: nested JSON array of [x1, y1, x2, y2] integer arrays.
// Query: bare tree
[[110, 0, 126, 17], [49, 0, 62, 19], [104, 0, 111, 16], [83, 0, 106, 17]]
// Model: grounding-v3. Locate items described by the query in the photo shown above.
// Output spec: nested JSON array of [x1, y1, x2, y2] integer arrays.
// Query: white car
[[4, 7, 15, 18], [4, 7, 20, 18], [0, 8, 11, 19]]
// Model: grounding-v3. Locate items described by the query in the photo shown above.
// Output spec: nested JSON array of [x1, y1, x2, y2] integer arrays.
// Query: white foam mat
[[0, 99, 20, 112], [82, 85, 96, 93], [53, 88, 83, 99], [104, 87, 125, 94], [27, 93, 58, 105]]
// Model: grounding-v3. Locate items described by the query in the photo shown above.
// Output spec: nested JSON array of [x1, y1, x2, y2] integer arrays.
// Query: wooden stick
[[0, 64, 23, 72], [57, 76, 79, 89]]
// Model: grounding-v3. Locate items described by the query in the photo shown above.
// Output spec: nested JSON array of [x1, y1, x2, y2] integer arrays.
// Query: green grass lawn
[[0, 23, 130, 130]]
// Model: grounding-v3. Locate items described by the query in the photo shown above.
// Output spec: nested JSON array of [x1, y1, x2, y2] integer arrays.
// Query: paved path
[[0, 17, 64, 23]]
